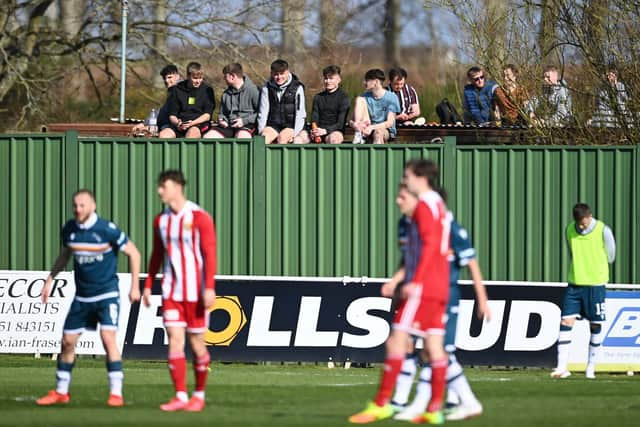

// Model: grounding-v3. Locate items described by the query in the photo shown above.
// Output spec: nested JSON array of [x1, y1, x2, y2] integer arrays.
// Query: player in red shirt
[[143, 170, 217, 412], [349, 159, 450, 425]]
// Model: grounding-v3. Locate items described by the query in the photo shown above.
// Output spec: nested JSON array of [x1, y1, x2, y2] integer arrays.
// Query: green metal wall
[[453, 146, 637, 283], [1, 133, 638, 283]]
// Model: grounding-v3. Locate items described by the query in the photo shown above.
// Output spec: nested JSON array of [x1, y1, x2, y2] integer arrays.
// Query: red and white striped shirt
[[144, 201, 217, 302]]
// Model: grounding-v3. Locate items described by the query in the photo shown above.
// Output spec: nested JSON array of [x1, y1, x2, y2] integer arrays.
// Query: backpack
[[436, 98, 461, 124]]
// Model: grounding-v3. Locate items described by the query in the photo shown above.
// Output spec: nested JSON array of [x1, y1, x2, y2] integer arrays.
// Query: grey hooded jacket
[[218, 76, 260, 126]]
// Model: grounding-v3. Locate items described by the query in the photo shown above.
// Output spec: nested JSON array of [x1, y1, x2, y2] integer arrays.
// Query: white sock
[[176, 391, 189, 402], [587, 326, 604, 369], [410, 364, 432, 410], [556, 325, 573, 371], [192, 390, 205, 400], [447, 355, 478, 406], [55, 370, 71, 394], [108, 371, 124, 397], [391, 356, 417, 406]]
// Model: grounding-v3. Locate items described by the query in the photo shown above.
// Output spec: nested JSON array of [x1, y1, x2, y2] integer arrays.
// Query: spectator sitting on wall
[[462, 66, 498, 126], [386, 67, 424, 125], [257, 59, 306, 145], [589, 66, 631, 128], [526, 65, 573, 127], [160, 62, 215, 139], [349, 68, 400, 144], [132, 64, 182, 136], [296, 65, 351, 144], [493, 64, 528, 126], [203, 63, 260, 139]]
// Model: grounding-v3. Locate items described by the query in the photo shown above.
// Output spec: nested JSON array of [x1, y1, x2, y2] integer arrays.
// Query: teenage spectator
[[386, 67, 423, 125], [257, 59, 306, 144], [160, 62, 215, 139], [203, 63, 259, 139], [350, 68, 401, 144], [462, 66, 498, 125], [526, 65, 573, 127], [493, 64, 528, 126], [297, 65, 351, 144], [132, 64, 182, 136], [590, 66, 630, 127]]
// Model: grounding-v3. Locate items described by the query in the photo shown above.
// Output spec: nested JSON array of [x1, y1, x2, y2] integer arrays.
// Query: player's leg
[[97, 297, 125, 406], [348, 328, 409, 423], [181, 300, 210, 412], [411, 300, 447, 425], [585, 285, 606, 379], [159, 325, 189, 411], [552, 285, 580, 378], [390, 346, 418, 411], [444, 353, 483, 420], [37, 300, 88, 406]]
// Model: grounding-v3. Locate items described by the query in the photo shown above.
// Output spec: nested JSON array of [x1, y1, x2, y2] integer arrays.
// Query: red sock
[[374, 354, 404, 407], [168, 352, 187, 394], [427, 358, 448, 412], [193, 352, 211, 392]]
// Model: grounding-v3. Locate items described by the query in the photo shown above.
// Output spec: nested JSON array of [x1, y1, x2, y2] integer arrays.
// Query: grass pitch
[[0, 355, 637, 427]]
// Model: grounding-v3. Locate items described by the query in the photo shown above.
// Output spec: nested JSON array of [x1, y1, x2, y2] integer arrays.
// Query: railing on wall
[[0, 132, 637, 283]]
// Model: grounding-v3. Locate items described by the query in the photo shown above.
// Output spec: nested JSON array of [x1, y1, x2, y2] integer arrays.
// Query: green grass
[[0, 355, 638, 426]]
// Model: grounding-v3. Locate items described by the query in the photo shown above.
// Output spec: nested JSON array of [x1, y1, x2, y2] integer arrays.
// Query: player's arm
[[41, 246, 73, 304], [467, 258, 491, 321], [411, 202, 438, 286], [143, 218, 164, 307], [381, 266, 405, 297], [121, 240, 141, 303], [196, 211, 217, 310]]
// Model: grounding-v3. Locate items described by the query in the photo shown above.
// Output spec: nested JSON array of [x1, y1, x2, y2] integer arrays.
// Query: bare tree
[[383, 0, 400, 66], [281, 0, 306, 59]]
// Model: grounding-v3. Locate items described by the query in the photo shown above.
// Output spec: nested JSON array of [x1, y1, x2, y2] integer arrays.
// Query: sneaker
[[410, 410, 444, 424], [348, 401, 394, 423], [445, 402, 483, 420], [352, 132, 364, 145], [36, 390, 70, 406], [585, 365, 596, 379], [107, 394, 124, 407], [394, 404, 425, 421], [550, 369, 571, 379], [160, 397, 188, 412], [184, 396, 205, 412]]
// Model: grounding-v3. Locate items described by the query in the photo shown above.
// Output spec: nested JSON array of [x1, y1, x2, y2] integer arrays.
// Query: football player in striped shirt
[[37, 189, 141, 407], [143, 170, 217, 412]]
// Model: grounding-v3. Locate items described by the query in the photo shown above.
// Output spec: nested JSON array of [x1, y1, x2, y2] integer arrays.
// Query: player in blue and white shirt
[[389, 186, 492, 421], [36, 189, 141, 408]]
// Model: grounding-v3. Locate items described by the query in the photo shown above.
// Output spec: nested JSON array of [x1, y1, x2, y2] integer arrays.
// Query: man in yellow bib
[[551, 203, 616, 379]]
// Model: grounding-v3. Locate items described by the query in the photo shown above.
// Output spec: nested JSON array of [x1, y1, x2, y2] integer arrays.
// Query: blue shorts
[[444, 304, 459, 353], [561, 284, 606, 322], [63, 297, 120, 333]]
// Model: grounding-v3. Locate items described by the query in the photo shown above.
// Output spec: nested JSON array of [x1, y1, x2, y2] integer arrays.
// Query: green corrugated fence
[[0, 132, 637, 283]]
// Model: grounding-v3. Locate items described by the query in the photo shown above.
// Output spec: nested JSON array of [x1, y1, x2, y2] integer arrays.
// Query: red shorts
[[162, 299, 209, 333], [392, 289, 447, 337]]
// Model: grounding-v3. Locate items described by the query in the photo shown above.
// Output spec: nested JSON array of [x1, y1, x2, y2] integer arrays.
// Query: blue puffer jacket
[[463, 81, 498, 124]]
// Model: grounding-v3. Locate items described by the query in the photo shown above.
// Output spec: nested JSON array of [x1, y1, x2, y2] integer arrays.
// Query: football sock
[[193, 352, 211, 395], [106, 360, 124, 397], [446, 354, 477, 406], [55, 360, 74, 395], [168, 351, 187, 398], [374, 353, 404, 407], [412, 363, 432, 410], [556, 324, 573, 371], [427, 358, 448, 413], [391, 354, 418, 406], [588, 323, 603, 369]]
